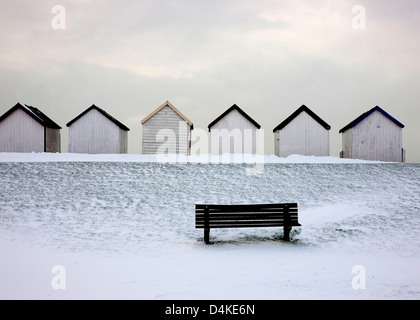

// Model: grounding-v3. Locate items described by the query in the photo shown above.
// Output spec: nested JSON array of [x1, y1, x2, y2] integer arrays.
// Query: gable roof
[[141, 100, 194, 129], [273, 105, 331, 132], [0, 102, 61, 129], [339, 106, 404, 134], [208, 104, 261, 131], [66, 104, 130, 131]]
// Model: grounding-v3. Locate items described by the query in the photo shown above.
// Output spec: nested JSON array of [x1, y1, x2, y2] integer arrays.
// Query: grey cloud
[[0, 0, 419, 162]]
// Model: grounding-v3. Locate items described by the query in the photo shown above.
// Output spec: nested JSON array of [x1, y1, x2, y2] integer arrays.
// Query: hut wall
[[0, 108, 44, 152], [119, 128, 128, 154], [276, 111, 329, 157], [274, 130, 279, 157], [142, 106, 191, 155], [68, 108, 120, 154], [350, 110, 403, 162], [210, 108, 258, 155], [340, 129, 352, 159], [45, 127, 61, 153]]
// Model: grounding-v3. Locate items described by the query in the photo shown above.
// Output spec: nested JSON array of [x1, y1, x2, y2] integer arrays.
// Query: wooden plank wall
[[210, 108, 259, 155], [119, 128, 128, 154], [142, 106, 191, 155], [68, 109, 121, 154], [276, 111, 329, 157], [341, 129, 353, 159], [45, 127, 61, 153], [350, 111, 403, 162], [0, 108, 44, 152]]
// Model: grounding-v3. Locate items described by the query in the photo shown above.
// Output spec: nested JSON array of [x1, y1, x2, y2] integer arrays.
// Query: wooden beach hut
[[0, 102, 61, 153], [273, 105, 331, 157], [66, 104, 130, 154], [141, 100, 193, 155], [208, 104, 261, 155], [339, 106, 405, 162]]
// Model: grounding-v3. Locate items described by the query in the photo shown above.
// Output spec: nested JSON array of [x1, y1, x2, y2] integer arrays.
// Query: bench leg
[[204, 228, 210, 244], [283, 226, 292, 241]]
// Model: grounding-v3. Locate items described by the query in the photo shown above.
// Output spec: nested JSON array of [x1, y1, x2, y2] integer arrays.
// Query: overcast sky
[[0, 0, 419, 162]]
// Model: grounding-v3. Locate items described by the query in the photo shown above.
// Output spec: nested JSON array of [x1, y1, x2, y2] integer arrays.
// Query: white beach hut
[[141, 101, 193, 155], [208, 104, 261, 155], [0, 102, 61, 153], [273, 105, 331, 157], [339, 106, 405, 162], [67, 104, 130, 154]]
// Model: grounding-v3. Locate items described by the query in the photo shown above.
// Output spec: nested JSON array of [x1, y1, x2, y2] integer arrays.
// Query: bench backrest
[[195, 203, 300, 229]]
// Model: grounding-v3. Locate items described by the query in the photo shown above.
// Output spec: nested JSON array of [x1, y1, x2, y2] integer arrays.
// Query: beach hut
[[0, 102, 61, 153], [141, 100, 193, 155], [339, 106, 405, 162], [67, 104, 130, 154], [208, 104, 261, 155], [273, 105, 331, 157]]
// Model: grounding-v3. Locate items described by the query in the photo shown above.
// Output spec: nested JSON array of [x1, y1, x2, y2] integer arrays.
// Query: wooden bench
[[195, 203, 301, 244]]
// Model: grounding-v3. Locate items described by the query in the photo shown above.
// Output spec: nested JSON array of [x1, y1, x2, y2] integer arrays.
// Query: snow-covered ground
[[0, 153, 419, 299], [0, 152, 383, 163]]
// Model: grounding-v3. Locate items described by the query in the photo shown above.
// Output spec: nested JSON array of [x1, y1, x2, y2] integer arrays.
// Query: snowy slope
[[0, 153, 419, 299]]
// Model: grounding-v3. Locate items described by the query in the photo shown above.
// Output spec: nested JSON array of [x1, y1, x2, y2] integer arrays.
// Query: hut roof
[[339, 106, 404, 134], [208, 104, 261, 131], [0, 102, 61, 129], [141, 100, 194, 130], [273, 105, 331, 132], [66, 104, 130, 131]]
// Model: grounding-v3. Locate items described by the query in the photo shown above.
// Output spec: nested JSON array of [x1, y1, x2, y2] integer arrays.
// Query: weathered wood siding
[[210, 108, 259, 155], [0, 108, 44, 152], [68, 108, 122, 154], [142, 106, 191, 155], [45, 127, 61, 153], [341, 129, 352, 158], [274, 131, 279, 156], [119, 128, 128, 154], [275, 111, 329, 157], [349, 110, 403, 162]]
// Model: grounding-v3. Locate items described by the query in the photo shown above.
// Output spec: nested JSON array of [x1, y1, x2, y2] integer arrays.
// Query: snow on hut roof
[[339, 106, 405, 134], [273, 105, 331, 132], [207, 104, 261, 131], [0, 102, 62, 129], [66, 104, 130, 131], [141, 100, 194, 129]]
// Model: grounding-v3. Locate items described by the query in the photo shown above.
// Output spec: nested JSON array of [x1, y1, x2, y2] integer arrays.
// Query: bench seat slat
[[197, 219, 289, 224], [195, 203, 297, 209], [196, 222, 300, 227], [195, 216, 298, 222], [197, 208, 298, 211], [196, 219, 300, 224], [196, 208, 297, 212], [195, 217, 298, 224], [196, 213, 298, 219], [196, 210, 298, 215], [196, 208, 297, 211], [196, 222, 302, 228]]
